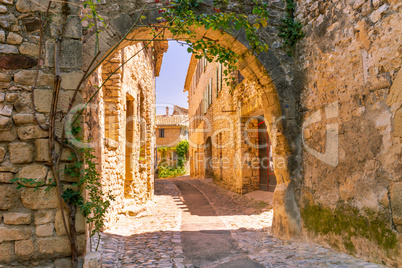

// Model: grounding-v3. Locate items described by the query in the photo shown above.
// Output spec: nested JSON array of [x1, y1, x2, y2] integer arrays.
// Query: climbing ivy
[[175, 140, 189, 168], [278, 0, 304, 56]]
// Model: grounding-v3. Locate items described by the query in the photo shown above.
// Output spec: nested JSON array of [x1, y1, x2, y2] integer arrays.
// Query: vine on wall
[[278, 0, 304, 56]]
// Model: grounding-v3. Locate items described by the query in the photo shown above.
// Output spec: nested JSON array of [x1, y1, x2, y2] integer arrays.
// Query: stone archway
[[82, 1, 303, 239]]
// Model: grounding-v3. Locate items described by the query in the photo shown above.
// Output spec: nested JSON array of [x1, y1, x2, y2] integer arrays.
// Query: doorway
[[258, 117, 277, 192]]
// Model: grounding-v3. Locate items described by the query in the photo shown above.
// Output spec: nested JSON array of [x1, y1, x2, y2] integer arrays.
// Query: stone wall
[[84, 42, 158, 225], [295, 0, 401, 265]]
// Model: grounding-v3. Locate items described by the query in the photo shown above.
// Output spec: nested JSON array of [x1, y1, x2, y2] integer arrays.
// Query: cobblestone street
[[94, 177, 384, 268]]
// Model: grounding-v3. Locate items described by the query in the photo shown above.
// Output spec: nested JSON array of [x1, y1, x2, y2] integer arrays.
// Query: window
[[159, 128, 165, 138]]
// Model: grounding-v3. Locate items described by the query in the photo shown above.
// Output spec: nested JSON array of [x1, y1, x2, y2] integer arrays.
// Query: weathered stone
[[0, 146, 5, 161], [390, 182, 402, 226], [0, 128, 17, 141], [0, 14, 17, 30], [0, 92, 4, 101], [0, 0, 13, 5], [15, 239, 34, 259], [0, 115, 12, 130], [0, 72, 10, 82], [370, 3, 389, 23], [34, 89, 83, 113], [20, 16, 41, 32], [36, 223, 54, 237], [17, 164, 48, 185], [45, 39, 82, 68], [0, 166, 17, 172], [0, 29, 4, 42], [0, 225, 32, 242], [3, 212, 31, 225], [0, 103, 13, 116], [21, 187, 58, 209], [54, 258, 72, 268], [14, 92, 32, 113], [83, 252, 101, 268], [35, 138, 51, 162], [0, 5, 7, 13], [37, 235, 85, 257], [9, 142, 34, 163], [0, 55, 37, 70], [19, 42, 39, 57], [34, 210, 55, 225], [13, 113, 46, 125], [353, 0, 366, 9], [17, 125, 49, 140], [14, 70, 53, 86], [55, 209, 86, 236], [7, 32, 23, 45], [61, 71, 84, 90], [6, 93, 20, 102], [0, 172, 15, 183], [0, 242, 14, 262], [0, 44, 18, 54], [16, 0, 49, 12]]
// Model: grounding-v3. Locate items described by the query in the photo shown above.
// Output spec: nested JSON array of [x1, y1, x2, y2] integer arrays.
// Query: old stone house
[[155, 106, 189, 168], [186, 56, 277, 194]]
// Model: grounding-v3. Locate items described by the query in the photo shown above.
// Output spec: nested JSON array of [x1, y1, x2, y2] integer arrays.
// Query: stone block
[[16, 0, 51, 12], [0, 146, 5, 161], [15, 239, 34, 259], [21, 187, 58, 209], [7, 32, 22, 45], [36, 223, 54, 237], [390, 182, 402, 226], [14, 70, 53, 86], [370, 3, 389, 23], [0, 5, 7, 13], [0, 29, 4, 42], [0, 242, 14, 262], [55, 209, 86, 236], [34, 210, 55, 225], [0, 184, 18, 210], [37, 235, 86, 257], [46, 39, 82, 68], [0, 115, 12, 130], [0, 14, 17, 31], [34, 89, 52, 113], [54, 258, 72, 268], [0, 103, 13, 116], [0, 0, 12, 5], [17, 125, 49, 140], [0, 55, 37, 70], [3, 212, 31, 225], [83, 252, 101, 268], [19, 42, 39, 57], [16, 164, 48, 185], [0, 225, 32, 242], [0, 128, 17, 141], [13, 113, 46, 125], [35, 138, 50, 162], [0, 44, 18, 53], [0, 172, 13, 183], [9, 142, 34, 163], [0, 72, 11, 82], [6, 93, 20, 102], [61, 71, 84, 90]]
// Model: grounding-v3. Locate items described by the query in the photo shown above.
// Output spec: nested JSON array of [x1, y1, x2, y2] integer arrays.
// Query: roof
[[156, 115, 188, 126], [173, 105, 188, 115]]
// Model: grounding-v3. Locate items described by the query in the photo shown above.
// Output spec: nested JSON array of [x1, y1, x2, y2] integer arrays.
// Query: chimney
[[166, 107, 169, 116]]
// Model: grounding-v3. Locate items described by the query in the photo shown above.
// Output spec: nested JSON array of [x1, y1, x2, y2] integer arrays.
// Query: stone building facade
[[186, 56, 277, 194], [155, 106, 189, 168], [84, 41, 167, 225]]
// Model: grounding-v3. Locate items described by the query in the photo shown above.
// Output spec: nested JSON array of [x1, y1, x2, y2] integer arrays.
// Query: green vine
[[175, 140, 189, 168], [278, 0, 304, 56]]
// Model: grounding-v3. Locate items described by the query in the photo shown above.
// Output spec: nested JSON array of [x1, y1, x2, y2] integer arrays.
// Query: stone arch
[[82, 5, 302, 238]]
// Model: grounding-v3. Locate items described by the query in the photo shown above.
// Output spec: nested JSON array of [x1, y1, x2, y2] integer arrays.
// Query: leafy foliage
[[175, 140, 189, 168], [278, 0, 304, 56], [158, 166, 186, 178]]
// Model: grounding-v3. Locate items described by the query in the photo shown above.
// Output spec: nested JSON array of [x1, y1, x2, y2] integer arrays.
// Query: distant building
[[155, 106, 189, 168]]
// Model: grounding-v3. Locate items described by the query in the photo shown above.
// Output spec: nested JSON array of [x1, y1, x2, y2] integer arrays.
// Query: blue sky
[[155, 41, 191, 115]]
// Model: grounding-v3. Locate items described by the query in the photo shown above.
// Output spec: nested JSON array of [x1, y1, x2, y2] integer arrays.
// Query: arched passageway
[[82, 2, 303, 239]]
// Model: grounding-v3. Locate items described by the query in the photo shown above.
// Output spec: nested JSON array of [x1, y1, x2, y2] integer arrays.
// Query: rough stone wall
[[187, 58, 272, 194], [0, 0, 87, 265], [295, 0, 401, 265], [86, 42, 157, 226]]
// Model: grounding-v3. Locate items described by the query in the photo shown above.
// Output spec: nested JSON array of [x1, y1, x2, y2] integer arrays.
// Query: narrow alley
[[94, 177, 383, 268]]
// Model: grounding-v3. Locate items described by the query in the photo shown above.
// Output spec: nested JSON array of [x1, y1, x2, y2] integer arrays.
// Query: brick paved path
[[94, 177, 384, 268]]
